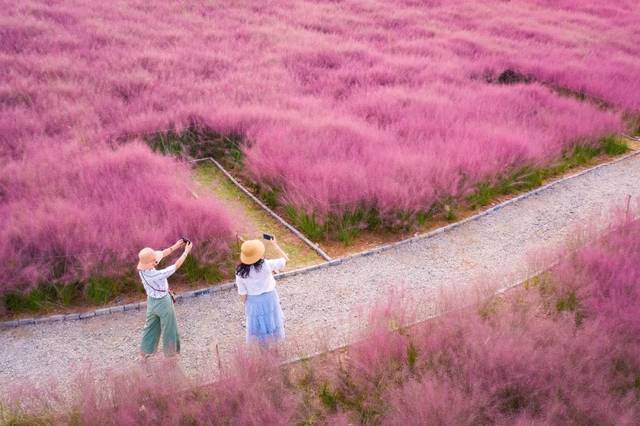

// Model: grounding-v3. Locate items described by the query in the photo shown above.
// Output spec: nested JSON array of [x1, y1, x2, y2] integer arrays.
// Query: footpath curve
[[1, 153, 640, 392]]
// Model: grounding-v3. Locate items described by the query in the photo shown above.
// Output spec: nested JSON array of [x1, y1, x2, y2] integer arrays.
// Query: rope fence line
[[2, 146, 640, 328], [190, 157, 332, 262]]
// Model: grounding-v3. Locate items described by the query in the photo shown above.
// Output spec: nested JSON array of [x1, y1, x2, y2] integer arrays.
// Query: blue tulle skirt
[[245, 289, 285, 344]]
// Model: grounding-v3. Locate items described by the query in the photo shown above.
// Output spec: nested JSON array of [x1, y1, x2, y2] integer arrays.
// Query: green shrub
[[566, 144, 599, 167], [365, 209, 383, 230], [337, 226, 358, 245], [255, 186, 280, 210], [4, 288, 52, 313], [467, 183, 498, 209], [146, 129, 245, 166], [521, 169, 544, 190], [84, 277, 119, 305], [179, 256, 222, 284], [286, 207, 326, 241], [4, 283, 85, 313], [415, 210, 430, 226], [318, 384, 339, 412], [555, 291, 578, 313], [445, 205, 457, 222], [333, 211, 366, 245], [406, 342, 418, 371], [147, 131, 184, 157], [52, 283, 80, 306], [0, 404, 53, 426], [601, 136, 628, 156]]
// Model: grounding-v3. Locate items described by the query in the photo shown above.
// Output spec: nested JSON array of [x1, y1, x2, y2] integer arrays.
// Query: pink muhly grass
[[329, 213, 640, 424], [347, 288, 416, 382], [405, 218, 640, 424], [2, 0, 637, 237], [206, 348, 298, 425], [0, 142, 234, 293], [64, 353, 295, 425], [72, 360, 200, 425], [3, 213, 640, 424]]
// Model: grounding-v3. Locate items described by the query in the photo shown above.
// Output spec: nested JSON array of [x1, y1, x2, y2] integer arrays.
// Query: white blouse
[[236, 258, 286, 296], [139, 265, 176, 299]]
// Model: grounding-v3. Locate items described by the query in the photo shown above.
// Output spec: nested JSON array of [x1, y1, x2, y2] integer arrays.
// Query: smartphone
[[263, 233, 274, 241], [182, 237, 191, 244]]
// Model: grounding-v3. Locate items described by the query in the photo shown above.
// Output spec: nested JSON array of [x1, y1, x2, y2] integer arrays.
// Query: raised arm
[[162, 239, 185, 258], [174, 241, 193, 270], [269, 237, 289, 262]]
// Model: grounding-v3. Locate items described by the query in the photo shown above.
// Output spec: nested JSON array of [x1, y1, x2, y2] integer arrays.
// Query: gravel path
[[2, 153, 640, 393]]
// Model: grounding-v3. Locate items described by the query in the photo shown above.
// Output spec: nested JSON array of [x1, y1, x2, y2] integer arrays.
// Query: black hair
[[236, 258, 264, 278]]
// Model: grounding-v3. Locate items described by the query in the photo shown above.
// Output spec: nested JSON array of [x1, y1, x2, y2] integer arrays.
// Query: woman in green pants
[[137, 238, 193, 358]]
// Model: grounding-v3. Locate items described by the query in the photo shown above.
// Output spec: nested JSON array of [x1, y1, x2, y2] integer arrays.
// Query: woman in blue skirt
[[236, 235, 288, 344]]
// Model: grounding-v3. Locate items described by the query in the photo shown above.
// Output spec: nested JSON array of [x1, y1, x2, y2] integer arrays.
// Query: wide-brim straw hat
[[240, 240, 265, 265], [137, 247, 164, 270]]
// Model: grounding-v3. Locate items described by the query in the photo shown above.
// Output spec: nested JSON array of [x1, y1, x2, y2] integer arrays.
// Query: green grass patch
[[286, 206, 387, 245], [318, 384, 339, 412], [146, 128, 244, 167], [415, 210, 431, 226], [261, 189, 280, 210], [194, 163, 322, 269], [146, 131, 184, 157], [179, 256, 223, 284], [286, 207, 326, 242], [602, 136, 629, 156], [253, 184, 281, 210], [4, 287, 57, 313], [53, 283, 81, 306], [334, 211, 366, 245], [555, 290, 578, 313], [467, 183, 499, 209], [565, 144, 599, 168], [466, 136, 628, 210], [406, 342, 418, 371], [0, 404, 53, 426], [3, 274, 140, 315], [84, 277, 120, 305], [444, 204, 458, 222]]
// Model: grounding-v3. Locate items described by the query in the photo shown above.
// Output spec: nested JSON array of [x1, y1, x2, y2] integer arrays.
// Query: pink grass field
[[0, 143, 234, 293], [4, 212, 640, 424], [2, 0, 639, 289]]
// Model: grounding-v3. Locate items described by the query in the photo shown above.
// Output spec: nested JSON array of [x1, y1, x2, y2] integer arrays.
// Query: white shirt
[[236, 258, 286, 296], [139, 265, 176, 298]]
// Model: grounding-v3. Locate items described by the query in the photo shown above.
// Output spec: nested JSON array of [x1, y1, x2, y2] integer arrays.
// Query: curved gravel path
[[2, 153, 640, 393]]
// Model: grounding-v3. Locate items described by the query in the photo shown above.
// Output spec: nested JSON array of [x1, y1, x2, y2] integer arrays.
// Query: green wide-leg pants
[[140, 294, 180, 356]]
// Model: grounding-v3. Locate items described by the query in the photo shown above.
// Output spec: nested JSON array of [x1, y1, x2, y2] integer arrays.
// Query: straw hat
[[240, 240, 265, 265], [137, 247, 164, 270]]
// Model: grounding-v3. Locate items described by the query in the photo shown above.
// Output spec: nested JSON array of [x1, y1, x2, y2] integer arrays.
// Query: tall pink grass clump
[[0, 142, 234, 294], [3, 355, 298, 425]]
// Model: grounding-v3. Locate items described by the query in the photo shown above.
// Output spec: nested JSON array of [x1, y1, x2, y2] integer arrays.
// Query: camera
[[182, 237, 192, 245]]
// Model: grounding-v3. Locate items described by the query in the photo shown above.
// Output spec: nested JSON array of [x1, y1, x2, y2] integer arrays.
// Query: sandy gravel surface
[[1, 153, 639, 393]]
